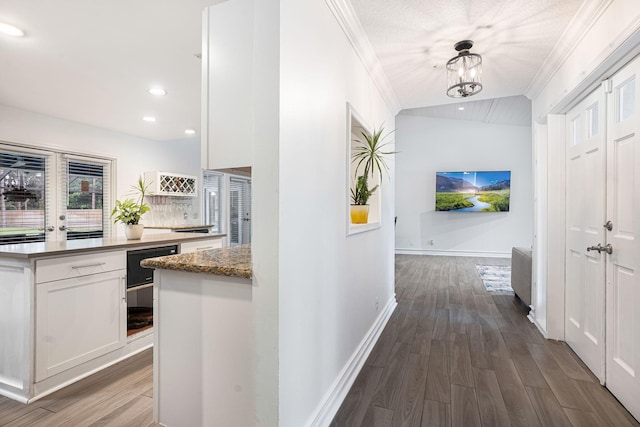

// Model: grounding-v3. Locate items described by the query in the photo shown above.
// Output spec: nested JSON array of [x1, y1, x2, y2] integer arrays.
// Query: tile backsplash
[[142, 196, 199, 226]]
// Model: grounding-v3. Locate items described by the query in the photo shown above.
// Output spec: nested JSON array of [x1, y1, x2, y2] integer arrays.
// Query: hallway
[[331, 255, 639, 427]]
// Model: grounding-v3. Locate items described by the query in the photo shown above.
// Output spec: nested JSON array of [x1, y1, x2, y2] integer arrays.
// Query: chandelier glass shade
[[446, 40, 483, 98]]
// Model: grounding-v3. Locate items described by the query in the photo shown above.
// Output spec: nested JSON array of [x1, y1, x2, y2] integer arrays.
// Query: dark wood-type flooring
[[331, 255, 640, 427], [1, 255, 638, 426]]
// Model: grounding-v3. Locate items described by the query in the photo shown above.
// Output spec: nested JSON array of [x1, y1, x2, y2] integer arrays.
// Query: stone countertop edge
[[144, 224, 215, 230], [141, 244, 252, 279], [0, 233, 227, 259]]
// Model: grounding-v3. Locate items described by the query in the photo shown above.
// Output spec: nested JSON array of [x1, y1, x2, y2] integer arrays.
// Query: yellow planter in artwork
[[350, 205, 370, 224]]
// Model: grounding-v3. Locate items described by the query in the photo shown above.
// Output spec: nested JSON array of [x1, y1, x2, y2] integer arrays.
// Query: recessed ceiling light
[[458, 107, 465, 111], [143, 116, 156, 122], [0, 22, 24, 37], [149, 87, 167, 96], [184, 129, 196, 135]]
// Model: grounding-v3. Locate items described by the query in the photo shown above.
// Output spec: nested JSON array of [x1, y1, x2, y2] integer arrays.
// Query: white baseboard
[[306, 296, 398, 427], [395, 248, 511, 258], [529, 314, 549, 339]]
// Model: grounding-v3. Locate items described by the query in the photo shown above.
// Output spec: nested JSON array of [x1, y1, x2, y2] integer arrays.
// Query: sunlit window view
[[0, 152, 46, 244], [66, 161, 104, 240]]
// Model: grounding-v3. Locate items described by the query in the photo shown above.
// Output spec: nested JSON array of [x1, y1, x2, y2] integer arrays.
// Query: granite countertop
[[0, 233, 226, 259], [141, 244, 251, 279]]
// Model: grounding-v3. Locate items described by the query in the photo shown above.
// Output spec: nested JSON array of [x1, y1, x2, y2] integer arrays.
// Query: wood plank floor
[[1, 255, 638, 426], [0, 349, 158, 427], [331, 255, 640, 427]]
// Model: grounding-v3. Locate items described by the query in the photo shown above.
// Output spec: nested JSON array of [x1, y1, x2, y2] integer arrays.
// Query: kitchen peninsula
[[0, 233, 224, 404], [142, 245, 253, 427]]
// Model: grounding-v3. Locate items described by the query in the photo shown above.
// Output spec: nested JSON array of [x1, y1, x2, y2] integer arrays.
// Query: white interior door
[[605, 57, 640, 421], [565, 87, 606, 381]]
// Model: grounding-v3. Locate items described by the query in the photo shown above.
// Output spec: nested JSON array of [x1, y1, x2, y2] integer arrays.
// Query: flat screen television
[[435, 171, 511, 212]]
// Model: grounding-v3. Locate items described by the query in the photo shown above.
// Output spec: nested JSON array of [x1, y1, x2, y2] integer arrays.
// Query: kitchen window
[[0, 143, 114, 244]]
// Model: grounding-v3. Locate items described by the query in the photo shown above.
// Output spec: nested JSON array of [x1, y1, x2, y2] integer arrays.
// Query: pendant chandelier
[[446, 40, 483, 98]]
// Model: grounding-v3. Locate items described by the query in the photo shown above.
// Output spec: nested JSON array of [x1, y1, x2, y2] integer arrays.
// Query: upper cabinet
[[201, 0, 254, 170], [144, 171, 197, 197]]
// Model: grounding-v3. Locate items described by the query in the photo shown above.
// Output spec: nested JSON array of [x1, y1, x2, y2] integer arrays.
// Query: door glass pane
[[0, 151, 46, 244], [66, 160, 104, 240], [203, 171, 223, 233], [618, 76, 635, 122], [587, 103, 598, 138], [229, 177, 251, 246], [571, 117, 580, 146]]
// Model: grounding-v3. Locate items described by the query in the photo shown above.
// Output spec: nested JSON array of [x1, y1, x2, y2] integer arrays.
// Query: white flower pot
[[124, 224, 144, 240]]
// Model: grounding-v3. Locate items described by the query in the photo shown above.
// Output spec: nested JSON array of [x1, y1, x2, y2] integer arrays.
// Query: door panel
[[565, 88, 606, 381], [35, 269, 127, 381], [606, 57, 640, 421]]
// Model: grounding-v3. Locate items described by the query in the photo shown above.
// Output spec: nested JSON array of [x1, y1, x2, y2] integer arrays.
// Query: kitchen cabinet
[[144, 171, 197, 197], [201, 0, 254, 169], [35, 269, 127, 381], [179, 237, 223, 253], [0, 233, 222, 403], [35, 250, 127, 381]]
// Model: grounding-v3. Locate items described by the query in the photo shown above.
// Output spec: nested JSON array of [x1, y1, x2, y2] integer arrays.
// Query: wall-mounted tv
[[435, 171, 511, 212]]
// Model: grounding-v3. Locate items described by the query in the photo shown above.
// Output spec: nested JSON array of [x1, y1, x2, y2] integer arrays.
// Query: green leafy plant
[[352, 125, 396, 180], [110, 176, 151, 225], [350, 175, 379, 206]]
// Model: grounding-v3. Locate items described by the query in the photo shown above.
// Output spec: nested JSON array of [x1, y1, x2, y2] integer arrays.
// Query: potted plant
[[350, 125, 395, 224], [350, 175, 378, 224], [111, 176, 151, 240]]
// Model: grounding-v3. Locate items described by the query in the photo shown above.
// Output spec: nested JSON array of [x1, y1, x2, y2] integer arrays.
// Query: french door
[[564, 55, 640, 421], [564, 87, 606, 381], [229, 176, 251, 245], [0, 143, 113, 244], [605, 58, 640, 420]]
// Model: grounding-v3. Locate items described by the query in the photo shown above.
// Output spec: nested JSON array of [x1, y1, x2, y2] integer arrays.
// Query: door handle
[[603, 221, 613, 231], [586, 243, 613, 254], [46, 226, 55, 232], [59, 225, 68, 231]]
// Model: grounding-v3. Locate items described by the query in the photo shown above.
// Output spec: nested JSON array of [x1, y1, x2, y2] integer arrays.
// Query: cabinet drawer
[[36, 250, 126, 284], [180, 238, 223, 254]]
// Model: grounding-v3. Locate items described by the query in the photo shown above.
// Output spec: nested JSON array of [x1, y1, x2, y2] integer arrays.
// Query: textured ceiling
[[350, 0, 585, 109], [401, 95, 532, 127]]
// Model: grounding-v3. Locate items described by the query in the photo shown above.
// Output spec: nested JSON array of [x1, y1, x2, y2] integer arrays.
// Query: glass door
[[61, 156, 111, 240], [0, 144, 114, 245], [0, 148, 48, 244], [229, 176, 251, 245]]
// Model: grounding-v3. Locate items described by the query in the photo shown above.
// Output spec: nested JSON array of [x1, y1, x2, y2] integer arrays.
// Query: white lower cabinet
[[35, 269, 127, 382], [179, 237, 223, 253]]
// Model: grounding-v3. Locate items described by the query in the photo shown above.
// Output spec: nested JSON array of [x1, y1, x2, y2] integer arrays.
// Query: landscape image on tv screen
[[435, 171, 511, 212]]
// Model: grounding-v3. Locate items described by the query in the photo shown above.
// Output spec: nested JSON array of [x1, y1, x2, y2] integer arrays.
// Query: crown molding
[[525, 0, 613, 100], [324, 0, 402, 115]]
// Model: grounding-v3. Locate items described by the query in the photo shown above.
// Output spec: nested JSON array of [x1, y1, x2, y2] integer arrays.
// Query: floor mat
[[475, 264, 513, 293]]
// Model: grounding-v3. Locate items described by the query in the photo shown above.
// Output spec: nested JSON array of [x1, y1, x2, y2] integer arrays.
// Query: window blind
[[0, 150, 46, 244], [229, 176, 251, 245], [203, 171, 223, 233], [62, 156, 111, 240]]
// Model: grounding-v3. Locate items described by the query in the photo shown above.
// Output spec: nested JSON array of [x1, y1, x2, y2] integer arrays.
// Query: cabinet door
[[35, 269, 127, 381]]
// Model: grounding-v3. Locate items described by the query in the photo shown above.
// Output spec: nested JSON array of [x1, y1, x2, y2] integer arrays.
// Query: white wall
[[277, 0, 396, 425], [395, 114, 533, 257], [530, 0, 640, 338], [0, 104, 201, 235]]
